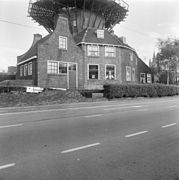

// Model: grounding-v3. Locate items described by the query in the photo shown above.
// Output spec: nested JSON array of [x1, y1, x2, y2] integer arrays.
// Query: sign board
[[26, 86, 44, 93]]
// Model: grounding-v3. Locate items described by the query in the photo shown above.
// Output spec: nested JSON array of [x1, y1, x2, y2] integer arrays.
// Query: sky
[[0, 0, 179, 72]]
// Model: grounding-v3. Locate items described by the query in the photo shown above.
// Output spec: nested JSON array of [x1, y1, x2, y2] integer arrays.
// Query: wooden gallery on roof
[[17, 0, 153, 89]]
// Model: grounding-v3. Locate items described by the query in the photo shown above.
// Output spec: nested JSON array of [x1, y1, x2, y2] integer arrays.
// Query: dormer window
[[97, 29, 104, 39]]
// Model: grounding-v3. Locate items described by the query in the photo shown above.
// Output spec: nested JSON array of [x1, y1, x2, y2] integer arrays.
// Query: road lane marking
[[61, 143, 101, 154], [84, 114, 103, 118], [0, 163, 15, 170], [135, 108, 148, 112], [162, 123, 177, 128], [104, 105, 142, 111], [0, 124, 23, 129], [125, 131, 148, 138], [169, 105, 177, 108], [0, 98, 177, 116]]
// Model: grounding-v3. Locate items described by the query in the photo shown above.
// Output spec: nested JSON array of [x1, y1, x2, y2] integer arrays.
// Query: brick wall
[[82, 45, 122, 90], [37, 15, 84, 89], [121, 48, 138, 84]]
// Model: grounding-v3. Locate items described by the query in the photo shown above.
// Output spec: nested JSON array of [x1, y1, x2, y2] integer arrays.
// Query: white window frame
[[97, 29, 104, 39], [105, 46, 116, 57], [28, 62, 32, 76], [20, 65, 23, 77], [140, 73, 146, 83], [47, 60, 59, 74], [87, 45, 99, 56], [126, 66, 131, 81], [130, 53, 133, 61], [105, 64, 116, 80], [59, 62, 68, 74], [24, 64, 28, 76], [87, 64, 100, 80], [132, 67, 135, 81], [147, 73, 152, 83], [73, 20, 77, 27], [59, 36, 67, 50]]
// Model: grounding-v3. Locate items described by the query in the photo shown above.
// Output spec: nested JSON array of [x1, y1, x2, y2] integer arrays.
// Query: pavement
[[0, 96, 178, 180]]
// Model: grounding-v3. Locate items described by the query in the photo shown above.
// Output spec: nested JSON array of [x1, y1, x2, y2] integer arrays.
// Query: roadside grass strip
[[61, 143, 101, 154]]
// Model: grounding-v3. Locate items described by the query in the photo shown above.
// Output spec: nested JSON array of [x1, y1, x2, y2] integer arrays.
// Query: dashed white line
[[84, 114, 103, 118], [169, 105, 177, 108], [125, 131, 148, 138], [61, 143, 101, 154], [0, 124, 23, 129], [136, 108, 148, 112], [0, 163, 15, 170], [162, 123, 177, 128]]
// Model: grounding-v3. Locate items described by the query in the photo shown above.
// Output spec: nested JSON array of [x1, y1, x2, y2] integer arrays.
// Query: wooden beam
[[87, 0, 94, 27], [82, 0, 86, 29], [74, 0, 78, 33]]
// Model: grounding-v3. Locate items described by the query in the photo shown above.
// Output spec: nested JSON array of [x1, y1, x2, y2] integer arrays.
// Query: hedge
[[104, 83, 179, 99]]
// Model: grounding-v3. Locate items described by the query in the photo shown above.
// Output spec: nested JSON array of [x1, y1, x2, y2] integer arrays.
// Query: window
[[87, 45, 99, 56], [20, 65, 23, 77], [105, 46, 116, 57], [73, 20, 77, 27], [28, 62, 32, 75], [97, 30, 104, 39], [59, 36, 67, 50], [140, 73, 146, 83], [105, 65, 115, 80], [126, 66, 131, 81], [147, 74, 151, 83], [59, 62, 67, 74], [47, 61, 58, 74], [132, 68, 135, 81], [88, 64, 99, 80], [24, 64, 28, 76], [136, 57, 138, 65], [130, 53, 133, 61]]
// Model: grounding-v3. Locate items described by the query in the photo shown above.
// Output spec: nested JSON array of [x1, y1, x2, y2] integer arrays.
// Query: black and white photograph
[[0, 0, 179, 179]]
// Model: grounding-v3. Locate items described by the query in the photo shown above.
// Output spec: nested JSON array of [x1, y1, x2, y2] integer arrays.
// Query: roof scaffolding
[[28, 0, 129, 33]]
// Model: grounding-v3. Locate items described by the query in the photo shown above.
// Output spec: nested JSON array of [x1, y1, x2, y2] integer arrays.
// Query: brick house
[[17, 15, 152, 90]]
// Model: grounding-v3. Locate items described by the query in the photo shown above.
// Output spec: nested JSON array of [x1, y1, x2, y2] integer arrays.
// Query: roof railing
[[113, 0, 129, 10]]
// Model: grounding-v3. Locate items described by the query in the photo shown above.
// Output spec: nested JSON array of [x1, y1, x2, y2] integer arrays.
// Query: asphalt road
[[0, 96, 178, 180]]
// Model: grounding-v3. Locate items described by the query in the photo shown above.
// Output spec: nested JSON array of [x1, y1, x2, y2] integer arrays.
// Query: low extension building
[[17, 15, 152, 90]]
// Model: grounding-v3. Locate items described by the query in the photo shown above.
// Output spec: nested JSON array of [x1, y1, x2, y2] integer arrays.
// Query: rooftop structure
[[28, 0, 129, 34]]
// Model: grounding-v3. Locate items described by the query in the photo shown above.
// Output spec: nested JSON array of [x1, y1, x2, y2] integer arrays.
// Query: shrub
[[104, 83, 179, 99]]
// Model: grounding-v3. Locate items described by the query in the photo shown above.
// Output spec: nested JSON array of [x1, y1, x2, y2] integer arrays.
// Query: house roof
[[17, 34, 51, 64], [74, 28, 134, 51]]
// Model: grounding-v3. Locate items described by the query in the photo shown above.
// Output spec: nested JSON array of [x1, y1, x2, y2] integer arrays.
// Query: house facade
[[17, 15, 152, 90]]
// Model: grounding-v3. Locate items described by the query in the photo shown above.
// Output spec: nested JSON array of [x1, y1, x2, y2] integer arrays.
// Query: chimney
[[119, 36, 126, 44], [32, 34, 42, 46]]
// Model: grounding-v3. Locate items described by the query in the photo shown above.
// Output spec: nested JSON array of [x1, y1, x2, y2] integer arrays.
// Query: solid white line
[[84, 114, 103, 118], [0, 124, 23, 129], [104, 105, 142, 111], [0, 163, 15, 170], [125, 131, 148, 138], [61, 143, 101, 154], [162, 123, 177, 128]]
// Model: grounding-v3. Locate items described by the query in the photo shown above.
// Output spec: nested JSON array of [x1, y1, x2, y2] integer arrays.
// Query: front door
[[68, 63, 77, 89]]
